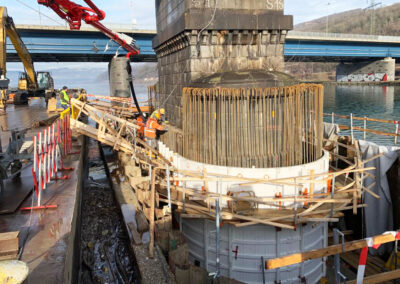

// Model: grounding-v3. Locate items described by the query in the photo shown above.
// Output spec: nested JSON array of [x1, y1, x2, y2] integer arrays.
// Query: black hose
[[129, 80, 144, 118]]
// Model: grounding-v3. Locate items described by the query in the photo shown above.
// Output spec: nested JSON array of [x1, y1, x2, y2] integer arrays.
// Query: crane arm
[[38, 0, 140, 57]]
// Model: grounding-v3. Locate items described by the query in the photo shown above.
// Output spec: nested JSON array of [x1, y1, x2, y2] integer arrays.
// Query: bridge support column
[[336, 57, 395, 82], [153, 0, 293, 128]]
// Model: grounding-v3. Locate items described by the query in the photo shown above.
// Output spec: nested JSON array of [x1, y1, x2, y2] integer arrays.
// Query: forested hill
[[294, 3, 400, 35]]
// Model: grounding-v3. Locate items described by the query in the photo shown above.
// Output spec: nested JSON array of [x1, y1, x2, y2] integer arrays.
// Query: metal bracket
[[333, 228, 347, 284]]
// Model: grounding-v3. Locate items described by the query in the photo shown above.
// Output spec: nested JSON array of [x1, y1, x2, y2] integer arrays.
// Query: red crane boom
[[38, 0, 139, 57]]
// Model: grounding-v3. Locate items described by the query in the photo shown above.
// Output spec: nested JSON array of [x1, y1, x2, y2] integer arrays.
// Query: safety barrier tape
[[31, 109, 73, 208]]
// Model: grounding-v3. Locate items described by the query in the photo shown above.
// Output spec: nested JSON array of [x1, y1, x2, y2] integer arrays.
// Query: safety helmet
[[160, 108, 165, 115]]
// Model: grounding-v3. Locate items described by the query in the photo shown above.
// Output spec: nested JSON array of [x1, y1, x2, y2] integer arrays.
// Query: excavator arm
[[0, 7, 38, 92]]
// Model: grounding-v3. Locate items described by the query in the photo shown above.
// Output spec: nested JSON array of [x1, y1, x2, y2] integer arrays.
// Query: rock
[[156, 230, 169, 254], [169, 231, 186, 251], [135, 211, 149, 233], [169, 243, 189, 273], [175, 266, 190, 284], [189, 265, 208, 284], [155, 215, 172, 232]]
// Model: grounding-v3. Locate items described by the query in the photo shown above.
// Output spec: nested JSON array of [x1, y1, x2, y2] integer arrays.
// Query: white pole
[[350, 113, 354, 142], [395, 122, 399, 145], [332, 112, 334, 124], [33, 135, 37, 173]]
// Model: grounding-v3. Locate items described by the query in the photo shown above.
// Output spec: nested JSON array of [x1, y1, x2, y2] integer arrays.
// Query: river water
[[73, 81, 400, 147], [323, 84, 400, 146]]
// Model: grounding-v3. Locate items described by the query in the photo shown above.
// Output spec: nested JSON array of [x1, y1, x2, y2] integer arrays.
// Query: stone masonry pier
[[153, 0, 293, 128]]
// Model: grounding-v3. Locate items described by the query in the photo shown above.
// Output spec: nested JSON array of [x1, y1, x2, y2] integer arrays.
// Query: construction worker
[[150, 108, 165, 121], [145, 109, 167, 149], [136, 115, 145, 139], [60, 86, 70, 110]]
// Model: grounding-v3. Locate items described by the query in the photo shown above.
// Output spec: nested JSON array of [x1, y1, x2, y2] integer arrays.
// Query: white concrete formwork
[[182, 218, 327, 284], [158, 141, 330, 283], [158, 141, 330, 209]]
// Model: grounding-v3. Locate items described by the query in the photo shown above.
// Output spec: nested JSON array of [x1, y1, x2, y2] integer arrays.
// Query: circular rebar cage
[[182, 84, 324, 168]]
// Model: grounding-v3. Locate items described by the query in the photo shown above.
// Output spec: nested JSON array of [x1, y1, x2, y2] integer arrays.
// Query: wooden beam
[[149, 168, 156, 258], [0, 231, 19, 260], [265, 233, 398, 270], [345, 269, 400, 284]]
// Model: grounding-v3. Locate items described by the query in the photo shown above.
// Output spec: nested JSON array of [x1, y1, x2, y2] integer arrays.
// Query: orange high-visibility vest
[[145, 118, 163, 139], [137, 116, 145, 137]]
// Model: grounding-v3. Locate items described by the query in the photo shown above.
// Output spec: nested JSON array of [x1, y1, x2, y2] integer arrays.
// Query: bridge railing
[[288, 31, 400, 43]]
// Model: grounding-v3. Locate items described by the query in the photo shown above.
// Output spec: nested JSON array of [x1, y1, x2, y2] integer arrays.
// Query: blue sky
[[2, 0, 400, 27]]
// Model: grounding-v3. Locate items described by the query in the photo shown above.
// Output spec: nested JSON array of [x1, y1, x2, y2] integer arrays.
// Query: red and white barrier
[[356, 231, 400, 283], [30, 111, 74, 208]]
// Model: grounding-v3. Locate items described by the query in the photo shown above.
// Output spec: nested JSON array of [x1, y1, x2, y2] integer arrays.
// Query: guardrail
[[324, 112, 400, 144]]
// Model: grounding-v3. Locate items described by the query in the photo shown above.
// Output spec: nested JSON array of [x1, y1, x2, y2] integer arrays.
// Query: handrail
[[324, 112, 400, 143]]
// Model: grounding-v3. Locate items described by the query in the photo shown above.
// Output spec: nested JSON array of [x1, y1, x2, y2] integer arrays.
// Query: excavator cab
[[36, 72, 54, 91]]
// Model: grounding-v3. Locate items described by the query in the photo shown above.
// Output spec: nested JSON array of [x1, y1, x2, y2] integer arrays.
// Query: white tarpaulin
[[359, 140, 400, 255]]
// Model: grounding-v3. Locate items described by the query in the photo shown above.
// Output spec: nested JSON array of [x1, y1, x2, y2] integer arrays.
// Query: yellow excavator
[[0, 7, 55, 109]]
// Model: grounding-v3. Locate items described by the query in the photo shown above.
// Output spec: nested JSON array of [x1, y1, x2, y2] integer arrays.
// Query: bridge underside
[[6, 53, 156, 63], [7, 28, 156, 63], [5, 28, 400, 63]]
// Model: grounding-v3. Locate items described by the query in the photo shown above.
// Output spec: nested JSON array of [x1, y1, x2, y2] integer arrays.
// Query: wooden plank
[[324, 112, 398, 124], [345, 269, 400, 284], [149, 168, 156, 258], [338, 124, 399, 138], [265, 233, 397, 270], [0, 231, 19, 260]]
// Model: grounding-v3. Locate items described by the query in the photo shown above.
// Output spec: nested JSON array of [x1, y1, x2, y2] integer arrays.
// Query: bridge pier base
[[336, 57, 395, 82]]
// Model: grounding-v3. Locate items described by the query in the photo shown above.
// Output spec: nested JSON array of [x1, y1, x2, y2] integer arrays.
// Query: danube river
[[324, 84, 400, 146]]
